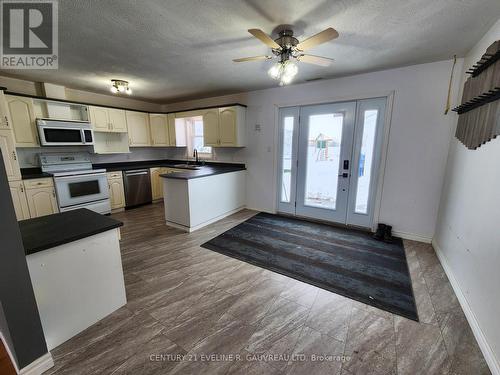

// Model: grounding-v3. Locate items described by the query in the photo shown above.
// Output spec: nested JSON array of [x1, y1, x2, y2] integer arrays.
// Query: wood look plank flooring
[[44, 203, 490, 375]]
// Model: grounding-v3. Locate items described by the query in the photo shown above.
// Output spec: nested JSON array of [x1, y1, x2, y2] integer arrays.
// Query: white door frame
[[276, 106, 299, 214], [346, 97, 387, 228], [274, 92, 394, 231]]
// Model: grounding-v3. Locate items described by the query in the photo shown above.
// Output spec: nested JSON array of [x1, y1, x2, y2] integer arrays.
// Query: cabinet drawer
[[24, 178, 54, 189], [107, 171, 123, 180]]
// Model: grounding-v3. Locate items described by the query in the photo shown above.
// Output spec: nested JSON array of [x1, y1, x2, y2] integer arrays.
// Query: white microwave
[[37, 119, 94, 146]]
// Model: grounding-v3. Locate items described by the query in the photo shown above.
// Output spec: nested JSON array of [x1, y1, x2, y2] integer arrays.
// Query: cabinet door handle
[[20, 185, 24, 192], [52, 189, 56, 197], [12, 151, 17, 160], [4, 116, 9, 126]]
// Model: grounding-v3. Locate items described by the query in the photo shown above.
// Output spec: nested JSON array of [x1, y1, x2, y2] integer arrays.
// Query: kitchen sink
[[172, 164, 202, 170]]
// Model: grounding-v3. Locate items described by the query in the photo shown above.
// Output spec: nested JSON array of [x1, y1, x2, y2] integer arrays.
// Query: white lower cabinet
[[0, 129, 21, 181], [9, 180, 30, 220], [107, 172, 125, 210], [24, 178, 59, 218], [150, 167, 165, 201]]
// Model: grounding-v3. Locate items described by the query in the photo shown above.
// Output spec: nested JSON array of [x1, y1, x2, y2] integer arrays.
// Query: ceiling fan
[[233, 27, 339, 85]]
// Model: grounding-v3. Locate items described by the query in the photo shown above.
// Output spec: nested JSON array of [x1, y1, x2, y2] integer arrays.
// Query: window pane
[[355, 110, 378, 214], [304, 113, 343, 209], [191, 118, 212, 154], [194, 136, 204, 150], [280, 116, 294, 202], [194, 120, 204, 136]]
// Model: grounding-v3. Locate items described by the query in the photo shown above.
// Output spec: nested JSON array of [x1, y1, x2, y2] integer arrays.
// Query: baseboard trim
[[432, 239, 500, 375], [166, 206, 246, 232], [392, 230, 432, 243], [19, 352, 54, 375]]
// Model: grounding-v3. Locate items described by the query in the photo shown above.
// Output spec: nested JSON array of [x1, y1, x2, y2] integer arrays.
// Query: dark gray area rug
[[201, 212, 418, 321]]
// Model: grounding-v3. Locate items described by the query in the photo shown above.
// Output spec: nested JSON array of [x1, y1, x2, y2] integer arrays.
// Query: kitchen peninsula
[[19, 209, 126, 350], [160, 164, 246, 232]]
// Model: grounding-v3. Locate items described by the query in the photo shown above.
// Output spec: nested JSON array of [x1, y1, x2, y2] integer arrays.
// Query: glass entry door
[[277, 98, 386, 228]]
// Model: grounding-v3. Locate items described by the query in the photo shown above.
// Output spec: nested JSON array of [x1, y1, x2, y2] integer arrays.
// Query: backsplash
[[17, 146, 246, 168]]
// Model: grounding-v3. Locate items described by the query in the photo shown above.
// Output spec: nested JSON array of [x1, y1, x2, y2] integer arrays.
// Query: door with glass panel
[[277, 97, 386, 228]]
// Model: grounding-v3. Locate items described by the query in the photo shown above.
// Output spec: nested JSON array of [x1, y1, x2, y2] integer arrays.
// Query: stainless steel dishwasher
[[123, 169, 152, 208]]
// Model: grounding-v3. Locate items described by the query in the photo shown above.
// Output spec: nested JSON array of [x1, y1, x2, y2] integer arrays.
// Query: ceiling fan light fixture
[[110, 86, 118, 94], [268, 60, 298, 85], [268, 63, 282, 80], [283, 61, 298, 78], [236, 27, 338, 86]]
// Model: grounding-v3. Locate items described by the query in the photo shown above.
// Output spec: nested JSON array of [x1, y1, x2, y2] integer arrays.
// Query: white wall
[[165, 59, 463, 241], [434, 19, 500, 374]]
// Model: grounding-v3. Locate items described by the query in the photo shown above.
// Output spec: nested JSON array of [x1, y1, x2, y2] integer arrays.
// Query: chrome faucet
[[193, 149, 199, 164]]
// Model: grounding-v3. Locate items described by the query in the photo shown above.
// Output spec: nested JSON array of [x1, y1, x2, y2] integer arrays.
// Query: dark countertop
[[93, 159, 245, 173], [19, 209, 123, 255], [20, 159, 246, 179], [20, 167, 52, 180], [159, 164, 246, 180], [21, 159, 246, 180]]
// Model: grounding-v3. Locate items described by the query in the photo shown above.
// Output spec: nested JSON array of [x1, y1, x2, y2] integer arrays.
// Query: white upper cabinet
[[149, 114, 170, 146], [202, 109, 220, 147], [126, 111, 151, 146], [5, 95, 39, 147], [219, 107, 239, 146], [200, 106, 245, 147], [89, 106, 127, 133], [0, 129, 21, 181], [0, 91, 13, 129], [108, 108, 127, 132], [89, 106, 109, 131]]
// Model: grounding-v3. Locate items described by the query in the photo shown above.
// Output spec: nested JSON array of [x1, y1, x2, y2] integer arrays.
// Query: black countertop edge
[[19, 208, 123, 255], [160, 165, 246, 180], [93, 159, 245, 172], [20, 167, 52, 180], [20, 160, 246, 179]]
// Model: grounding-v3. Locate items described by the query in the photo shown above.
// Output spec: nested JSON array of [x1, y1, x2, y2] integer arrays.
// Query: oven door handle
[[54, 172, 106, 180]]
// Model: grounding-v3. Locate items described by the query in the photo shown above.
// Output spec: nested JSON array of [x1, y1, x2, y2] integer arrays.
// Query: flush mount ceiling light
[[233, 27, 338, 86], [110, 79, 132, 95]]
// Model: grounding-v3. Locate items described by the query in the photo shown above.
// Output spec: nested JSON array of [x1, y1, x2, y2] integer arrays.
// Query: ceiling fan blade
[[296, 28, 339, 51], [248, 29, 281, 49], [233, 55, 272, 62], [298, 54, 334, 67]]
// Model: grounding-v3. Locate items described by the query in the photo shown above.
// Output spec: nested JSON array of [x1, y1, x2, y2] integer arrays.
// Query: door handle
[[338, 173, 349, 178], [343, 160, 349, 170]]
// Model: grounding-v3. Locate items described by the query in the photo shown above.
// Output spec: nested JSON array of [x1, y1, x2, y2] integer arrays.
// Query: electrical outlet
[[255, 123, 261, 132]]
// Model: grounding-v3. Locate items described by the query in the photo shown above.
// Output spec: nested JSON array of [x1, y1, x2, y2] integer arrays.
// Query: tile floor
[[44, 203, 490, 375]]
